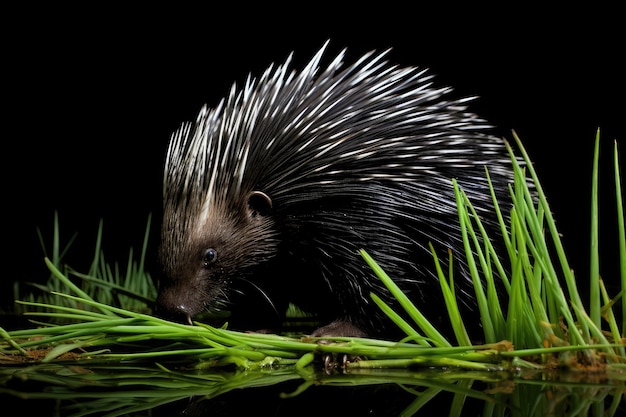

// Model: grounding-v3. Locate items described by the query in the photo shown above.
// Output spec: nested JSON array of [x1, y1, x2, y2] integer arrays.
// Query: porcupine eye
[[203, 248, 218, 268]]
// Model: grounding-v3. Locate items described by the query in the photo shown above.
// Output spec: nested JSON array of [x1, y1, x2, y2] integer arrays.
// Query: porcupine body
[[156, 42, 517, 340]]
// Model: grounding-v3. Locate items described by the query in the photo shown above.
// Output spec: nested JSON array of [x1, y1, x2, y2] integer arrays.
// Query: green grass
[[1, 130, 624, 416], [13, 213, 156, 318]]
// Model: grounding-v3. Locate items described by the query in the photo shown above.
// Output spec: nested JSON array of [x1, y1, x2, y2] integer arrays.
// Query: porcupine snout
[[155, 282, 198, 325], [154, 243, 227, 325], [154, 240, 219, 325]]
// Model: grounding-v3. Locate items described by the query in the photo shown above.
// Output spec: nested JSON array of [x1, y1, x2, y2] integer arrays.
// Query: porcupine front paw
[[311, 320, 366, 373]]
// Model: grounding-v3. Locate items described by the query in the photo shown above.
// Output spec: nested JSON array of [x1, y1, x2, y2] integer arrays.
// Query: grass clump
[[12, 213, 156, 319], [359, 130, 625, 374]]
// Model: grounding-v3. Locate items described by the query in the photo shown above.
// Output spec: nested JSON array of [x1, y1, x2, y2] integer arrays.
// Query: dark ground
[[3, 6, 624, 314]]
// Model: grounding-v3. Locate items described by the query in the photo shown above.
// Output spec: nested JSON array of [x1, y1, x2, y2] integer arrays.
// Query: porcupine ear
[[247, 191, 273, 218]]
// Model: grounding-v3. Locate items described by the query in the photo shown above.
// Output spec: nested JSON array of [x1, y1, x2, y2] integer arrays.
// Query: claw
[[323, 353, 336, 374], [320, 351, 362, 374], [310, 320, 367, 374]]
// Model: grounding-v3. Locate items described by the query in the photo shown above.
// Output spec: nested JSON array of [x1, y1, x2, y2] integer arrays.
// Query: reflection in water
[[1, 363, 623, 416]]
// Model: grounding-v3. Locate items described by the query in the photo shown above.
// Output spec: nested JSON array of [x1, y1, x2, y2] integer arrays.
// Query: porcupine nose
[[155, 289, 194, 325], [156, 305, 193, 325]]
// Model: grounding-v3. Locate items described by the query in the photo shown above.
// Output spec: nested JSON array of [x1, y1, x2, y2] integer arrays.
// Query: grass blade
[[590, 128, 601, 326]]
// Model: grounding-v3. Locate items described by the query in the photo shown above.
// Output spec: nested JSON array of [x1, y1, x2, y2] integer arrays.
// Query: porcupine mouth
[[155, 279, 226, 325]]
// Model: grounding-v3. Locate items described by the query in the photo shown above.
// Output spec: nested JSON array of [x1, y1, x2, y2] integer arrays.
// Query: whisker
[[234, 277, 280, 318]]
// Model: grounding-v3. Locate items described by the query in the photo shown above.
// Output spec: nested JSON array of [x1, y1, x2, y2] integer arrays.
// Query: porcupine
[[155, 41, 518, 341]]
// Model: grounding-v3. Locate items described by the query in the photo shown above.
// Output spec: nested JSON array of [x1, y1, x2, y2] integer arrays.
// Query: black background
[[3, 6, 624, 311]]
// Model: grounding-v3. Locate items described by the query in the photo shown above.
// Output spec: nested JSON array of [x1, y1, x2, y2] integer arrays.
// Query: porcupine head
[[156, 41, 516, 338]]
